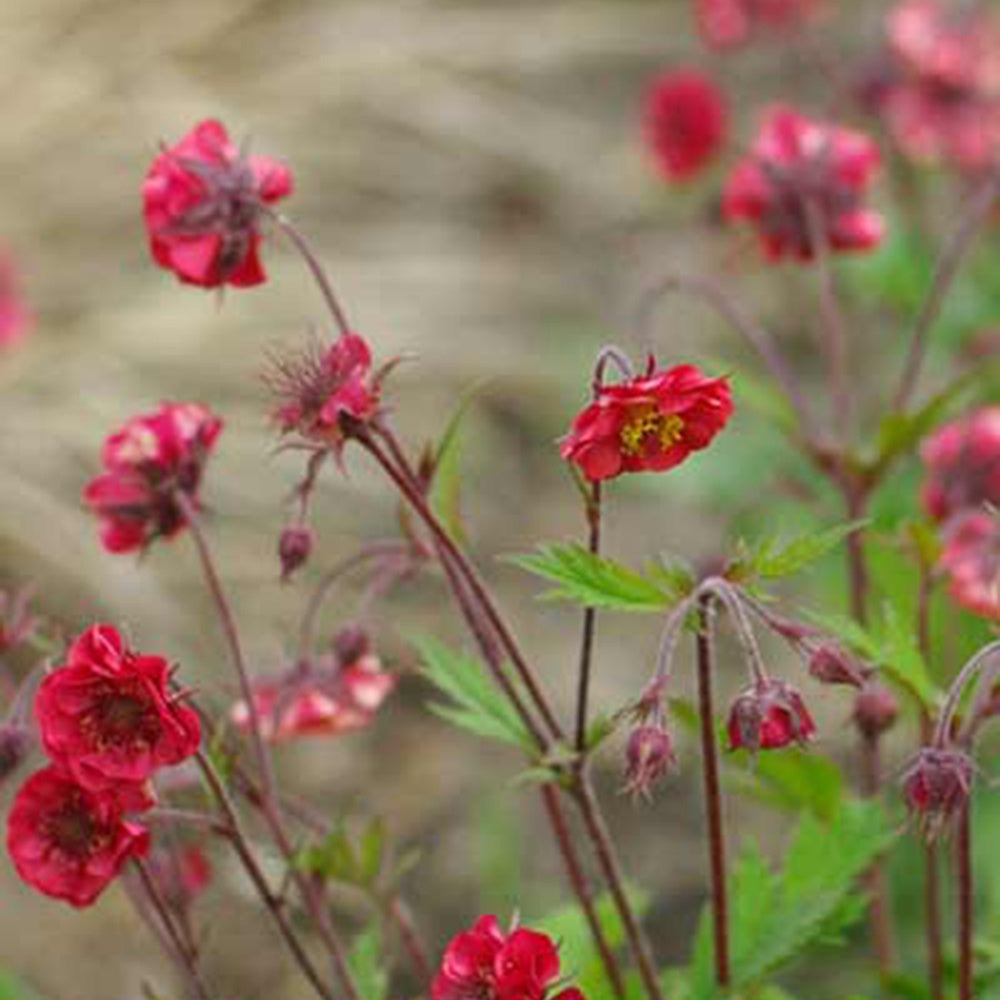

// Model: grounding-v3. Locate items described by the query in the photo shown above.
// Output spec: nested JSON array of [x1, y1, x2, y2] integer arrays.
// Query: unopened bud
[[279, 525, 313, 581], [808, 643, 865, 687], [727, 678, 816, 752], [902, 746, 974, 840], [622, 724, 677, 802], [0, 724, 30, 784], [333, 624, 371, 665], [853, 683, 899, 740]]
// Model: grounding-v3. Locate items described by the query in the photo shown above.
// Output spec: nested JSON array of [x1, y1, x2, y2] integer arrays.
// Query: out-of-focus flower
[[722, 105, 883, 261], [82, 402, 222, 553], [695, 0, 819, 50], [920, 408, 1000, 523], [560, 363, 733, 482], [938, 509, 1000, 619], [622, 723, 678, 801], [268, 333, 380, 451], [853, 682, 900, 739], [278, 524, 314, 582], [146, 844, 212, 911], [36, 624, 200, 798], [0, 251, 33, 351], [727, 677, 816, 751], [807, 642, 866, 687], [231, 628, 395, 743], [6, 765, 150, 907], [902, 745, 974, 839], [143, 119, 292, 288], [642, 70, 728, 181], [432, 914, 585, 1000]]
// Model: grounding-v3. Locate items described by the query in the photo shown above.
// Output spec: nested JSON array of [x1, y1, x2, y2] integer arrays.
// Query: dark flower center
[[85, 684, 160, 750], [46, 797, 102, 858]]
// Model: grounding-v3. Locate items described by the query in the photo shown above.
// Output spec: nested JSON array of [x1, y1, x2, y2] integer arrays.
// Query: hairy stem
[[574, 482, 602, 753], [958, 803, 974, 1000]]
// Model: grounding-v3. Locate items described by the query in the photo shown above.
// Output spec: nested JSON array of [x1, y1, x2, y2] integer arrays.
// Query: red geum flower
[[82, 402, 222, 554], [432, 914, 584, 1000], [231, 629, 395, 743], [727, 677, 816, 751], [695, 0, 819, 50], [36, 624, 200, 798], [268, 334, 380, 450], [722, 105, 884, 262], [0, 250, 33, 351], [920, 407, 1000, 522], [642, 70, 728, 182], [853, 682, 900, 739], [560, 363, 733, 482], [623, 723, 678, 801], [902, 745, 974, 839], [6, 765, 150, 907], [278, 524, 314, 581], [938, 509, 1000, 619], [143, 119, 292, 288]]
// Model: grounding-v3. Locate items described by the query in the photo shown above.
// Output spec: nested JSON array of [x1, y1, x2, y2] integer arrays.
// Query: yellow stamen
[[619, 409, 685, 456]]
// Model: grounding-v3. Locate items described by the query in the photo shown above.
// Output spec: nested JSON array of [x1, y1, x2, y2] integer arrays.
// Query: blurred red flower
[[939, 510, 1000, 619], [0, 251, 33, 351], [695, 0, 818, 50]]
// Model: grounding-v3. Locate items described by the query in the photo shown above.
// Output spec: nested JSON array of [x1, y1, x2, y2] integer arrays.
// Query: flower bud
[[902, 746, 974, 840], [727, 678, 816, 752], [279, 525, 313, 582], [333, 624, 371, 666], [853, 683, 899, 740], [0, 724, 31, 785], [808, 643, 865, 688], [622, 724, 677, 801]]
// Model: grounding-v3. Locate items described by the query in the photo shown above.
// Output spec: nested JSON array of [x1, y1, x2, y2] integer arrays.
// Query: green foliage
[[687, 801, 898, 1000], [846, 225, 934, 314], [730, 521, 867, 583], [296, 817, 387, 889], [727, 748, 844, 823], [414, 634, 533, 750], [348, 928, 389, 1000], [508, 543, 693, 612], [0, 976, 43, 1000]]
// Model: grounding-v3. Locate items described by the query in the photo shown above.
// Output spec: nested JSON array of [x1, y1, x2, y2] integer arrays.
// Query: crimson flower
[[695, 0, 818, 50], [560, 363, 733, 482], [36, 624, 200, 798], [143, 119, 292, 288], [722, 105, 884, 261], [727, 678, 816, 751], [433, 915, 584, 1000], [642, 70, 728, 181], [920, 407, 1000, 522], [82, 401, 222, 553], [6, 765, 150, 907], [622, 723, 678, 801], [938, 510, 1000, 619], [0, 250, 33, 351], [902, 745, 974, 839]]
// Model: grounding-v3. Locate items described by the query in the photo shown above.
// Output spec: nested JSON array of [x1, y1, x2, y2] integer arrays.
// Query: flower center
[[619, 409, 685, 456], [83, 685, 159, 751], [46, 798, 101, 858]]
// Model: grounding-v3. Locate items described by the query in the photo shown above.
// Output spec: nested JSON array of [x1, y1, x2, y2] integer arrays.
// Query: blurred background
[[0, 0, 984, 997]]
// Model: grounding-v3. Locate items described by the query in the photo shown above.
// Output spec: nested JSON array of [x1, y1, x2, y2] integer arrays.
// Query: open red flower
[[6, 765, 150, 907], [560, 363, 732, 482], [920, 407, 1000, 522], [82, 401, 222, 553], [36, 624, 200, 797], [938, 510, 1000, 619], [695, 0, 818, 49], [727, 678, 816, 751], [433, 915, 584, 1000], [902, 745, 974, 839], [143, 119, 292, 288], [722, 105, 884, 261], [642, 70, 728, 181]]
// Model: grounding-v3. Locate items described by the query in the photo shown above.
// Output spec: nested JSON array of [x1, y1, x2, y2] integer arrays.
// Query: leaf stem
[[574, 482, 602, 753]]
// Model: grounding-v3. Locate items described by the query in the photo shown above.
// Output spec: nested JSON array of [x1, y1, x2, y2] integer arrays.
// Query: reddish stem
[[958, 803, 974, 1000], [386, 895, 433, 988], [574, 482, 602, 753]]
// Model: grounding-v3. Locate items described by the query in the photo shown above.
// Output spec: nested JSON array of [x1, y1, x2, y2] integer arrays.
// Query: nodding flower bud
[[853, 683, 899, 740], [333, 624, 371, 666], [0, 724, 31, 785], [902, 746, 975, 840], [727, 678, 816, 752], [279, 525, 314, 582], [622, 724, 678, 802], [808, 643, 866, 688]]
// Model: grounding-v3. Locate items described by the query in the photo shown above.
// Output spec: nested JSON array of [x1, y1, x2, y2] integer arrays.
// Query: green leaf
[[348, 928, 388, 1000], [359, 817, 386, 886], [735, 520, 867, 582], [0, 975, 45, 1000], [415, 635, 533, 750], [507, 543, 689, 612], [296, 824, 360, 883], [727, 748, 844, 823]]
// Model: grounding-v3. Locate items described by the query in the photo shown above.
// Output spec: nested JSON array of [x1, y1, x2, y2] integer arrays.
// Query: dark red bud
[[727, 679, 816, 752], [279, 525, 313, 581], [853, 683, 899, 740], [902, 746, 974, 840], [808, 643, 865, 687], [0, 724, 30, 785], [333, 624, 371, 665], [622, 724, 677, 801]]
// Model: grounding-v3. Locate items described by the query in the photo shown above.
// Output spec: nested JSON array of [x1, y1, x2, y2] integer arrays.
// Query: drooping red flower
[[727, 677, 816, 751], [0, 250, 33, 351], [695, 0, 819, 50], [432, 914, 584, 1000], [82, 401, 223, 553], [143, 119, 292, 288], [36, 624, 200, 798], [560, 363, 733, 482], [622, 723, 678, 801], [268, 333, 380, 450], [920, 407, 1000, 522], [6, 765, 150, 907], [231, 628, 395, 743], [938, 510, 1000, 619], [722, 105, 884, 261], [902, 745, 974, 839], [642, 70, 728, 182]]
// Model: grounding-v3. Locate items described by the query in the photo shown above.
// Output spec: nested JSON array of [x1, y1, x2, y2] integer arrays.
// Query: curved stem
[[700, 578, 768, 685], [935, 639, 1000, 746], [574, 482, 602, 753], [592, 346, 636, 391]]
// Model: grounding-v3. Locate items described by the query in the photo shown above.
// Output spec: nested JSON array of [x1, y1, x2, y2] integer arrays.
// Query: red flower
[[920, 407, 1000, 522], [231, 630, 395, 743], [6, 765, 150, 907], [938, 510, 1000, 619], [0, 250, 33, 351], [642, 70, 728, 181], [560, 363, 733, 482], [143, 119, 292, 288], [622, 723, 678, 801], [727, 678, 816, 751], [268, 334, 380, 449], [36, 624, 200, 797], [722, 106, 884, 261], [433, 915, 584, 1000], [695, 0, 818, 49], [82, 402, 222, 553], [902, 745, 974, 839]]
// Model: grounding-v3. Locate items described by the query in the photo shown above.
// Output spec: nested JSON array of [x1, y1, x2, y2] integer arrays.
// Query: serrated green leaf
[[742, 520, 868, 581], [348, 928, 388, 1000], [727, 748, 844, 823], [507, 543, 682, 612]]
